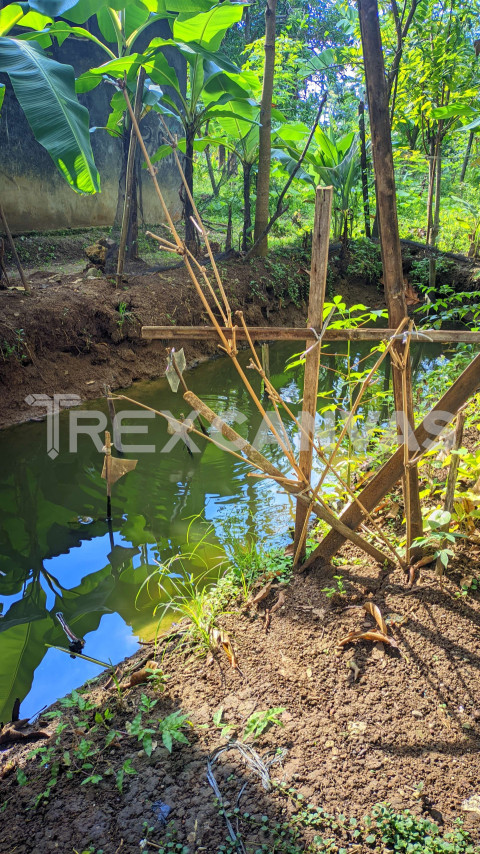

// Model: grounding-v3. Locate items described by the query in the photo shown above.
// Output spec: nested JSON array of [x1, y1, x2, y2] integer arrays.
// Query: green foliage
[[242, 707, 285, 742], [0, 34, 99, 193], [411, 509, 465, 569], [321, 575, 346, 598], [157, 710, 191, 753]]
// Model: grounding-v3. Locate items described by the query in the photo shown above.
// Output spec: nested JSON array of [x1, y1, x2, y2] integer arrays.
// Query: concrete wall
[[0, 20, 185, 233]]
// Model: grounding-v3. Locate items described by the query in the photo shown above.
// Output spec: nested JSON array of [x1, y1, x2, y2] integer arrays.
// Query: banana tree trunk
[[183, 125, 198, 253], [252, 0, 277, 257]]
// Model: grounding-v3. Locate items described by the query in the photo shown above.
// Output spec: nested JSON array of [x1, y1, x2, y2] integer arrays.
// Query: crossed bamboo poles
[[118, 80, 408, 570]]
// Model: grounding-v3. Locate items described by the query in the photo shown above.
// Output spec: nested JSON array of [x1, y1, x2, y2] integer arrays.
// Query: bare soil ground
[[1, 526, 480, 853]]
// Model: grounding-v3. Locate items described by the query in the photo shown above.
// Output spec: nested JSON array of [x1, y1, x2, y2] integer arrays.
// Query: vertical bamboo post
[[116, 69, 145, 287], [293, 186, 333, 560], [357, 0, 422, 557], [104, 430, 112, 521], [0, 201, 29, 292], [105, 385, 123, 454]]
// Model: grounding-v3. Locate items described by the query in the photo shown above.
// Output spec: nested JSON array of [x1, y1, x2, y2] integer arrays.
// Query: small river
[[0, 337, 464, 723]]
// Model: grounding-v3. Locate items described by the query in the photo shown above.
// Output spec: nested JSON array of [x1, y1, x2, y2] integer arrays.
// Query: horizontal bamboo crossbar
[[142, 326, 480, 344]]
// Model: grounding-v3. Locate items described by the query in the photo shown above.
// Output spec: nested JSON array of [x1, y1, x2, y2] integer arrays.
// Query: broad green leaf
[[147, 49, 181, 93], [202, 71, 252, 102], [28, 0, 82, 15], [75, 53, 144, 92], [459, 113, 480, 131], [0, 589, 47, 633], [96, 7, 118, 44], [431, 103, 476, 119], [0, 82, 5, 112], [173, 2, 245, 50], [61, 0, 128, 24], [0, 37, 100, 193], [0, 4, 25, 36], [48, 21, 114, 53]]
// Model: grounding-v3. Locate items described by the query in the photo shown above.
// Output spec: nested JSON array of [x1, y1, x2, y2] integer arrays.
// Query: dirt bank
[[0, 248, 385, 431]]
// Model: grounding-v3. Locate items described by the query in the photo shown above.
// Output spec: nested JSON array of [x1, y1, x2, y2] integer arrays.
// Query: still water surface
[[0, 338, 460, 722]]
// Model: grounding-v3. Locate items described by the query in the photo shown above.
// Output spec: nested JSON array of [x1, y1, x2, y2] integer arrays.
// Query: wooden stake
[[104, 430, 112, 521], [0, 201, 29, 292], [105, 386, 123, 454], [141, 326, 480, 344], [293, 186, 332, 560]]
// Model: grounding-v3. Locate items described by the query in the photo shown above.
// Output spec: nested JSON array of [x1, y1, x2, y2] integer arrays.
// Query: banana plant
[[46, 0, 251, 250], [0, 2, 100, 193], [272, 125, 361, 240]]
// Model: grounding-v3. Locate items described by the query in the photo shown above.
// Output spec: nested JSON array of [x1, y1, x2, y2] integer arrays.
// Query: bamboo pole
[[104, 430, 112, 521], [0, 201, 29, 292], [293, 186, 332, 560], [141, 326, 480, 344]]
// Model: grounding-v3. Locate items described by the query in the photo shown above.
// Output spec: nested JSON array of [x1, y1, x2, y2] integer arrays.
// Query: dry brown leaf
[[413, 554, 436, 568], [270, 590, 286, 614], [384, 501, 400, 520], [209, 627, 238, 669], [363, 602, 388, 635], [129, 660, 160, 687], [338, 629, 398, 649], [249, 581, 273, 606]]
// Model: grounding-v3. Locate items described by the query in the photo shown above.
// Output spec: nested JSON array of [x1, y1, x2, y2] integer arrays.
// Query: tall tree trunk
[[425, 135, 436, 246], [183, 124, 198, 253], [358, 0, 422, 555], [358, 99, 371, 238], [429, 140, 442, 290], [242, 161, 253, 252], [460, 130, 474, 183], [252, 0, 277, 258]]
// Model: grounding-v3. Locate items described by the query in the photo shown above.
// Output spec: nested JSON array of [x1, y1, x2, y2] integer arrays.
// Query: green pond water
[[0, 338, 463, 723]]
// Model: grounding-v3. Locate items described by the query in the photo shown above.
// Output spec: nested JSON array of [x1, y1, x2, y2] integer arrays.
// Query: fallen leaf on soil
[[338, 629, 398, 649], [248, 581, 273, 606], [270, 590, 286, 614], [209, 627, 238, 669], [129, 660, 160, 686], [0, 727, 49, 746], [363, 602, 388, 634], [461, 794, 480, 816], [384, 501, 400, 519], [412, 554, 436, 568]]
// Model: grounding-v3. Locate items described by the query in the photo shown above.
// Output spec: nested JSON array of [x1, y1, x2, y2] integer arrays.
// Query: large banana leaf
[[173, 1, 245, 50], [0, 37, 100, 193]]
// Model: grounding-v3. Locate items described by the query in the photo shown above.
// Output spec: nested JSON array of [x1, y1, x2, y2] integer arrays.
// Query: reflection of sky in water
[[0, 339, 471, 721]]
